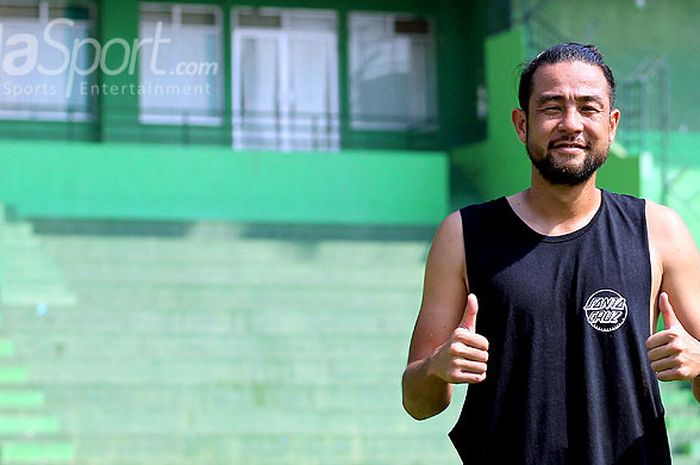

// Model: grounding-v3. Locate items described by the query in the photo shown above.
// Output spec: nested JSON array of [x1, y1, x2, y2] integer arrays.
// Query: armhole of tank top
[[458, 207, 470, 294], [641, 198, 658, 334]]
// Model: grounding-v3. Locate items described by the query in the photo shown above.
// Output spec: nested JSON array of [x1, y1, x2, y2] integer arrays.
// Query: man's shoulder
[[458, 196, 506, 218], [436, 197, 506, 244], [644, 199, 688, 239]]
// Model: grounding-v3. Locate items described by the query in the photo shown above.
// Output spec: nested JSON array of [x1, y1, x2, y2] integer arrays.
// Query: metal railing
[[0, 104, 441, 151]]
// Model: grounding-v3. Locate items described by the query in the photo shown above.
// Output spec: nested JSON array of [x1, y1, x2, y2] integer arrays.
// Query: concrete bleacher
[[0, 218, 465, 464], [0, 215, 698, 464]]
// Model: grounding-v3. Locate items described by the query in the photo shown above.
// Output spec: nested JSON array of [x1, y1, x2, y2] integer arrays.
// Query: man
[[401, 43, 700, 465]]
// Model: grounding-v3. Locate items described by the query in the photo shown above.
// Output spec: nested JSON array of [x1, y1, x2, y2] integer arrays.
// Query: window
[[232, 8, 339, 151], [0, 0, 95, 121], [139, 3, 223, 126], [349, 12, 437, 130]]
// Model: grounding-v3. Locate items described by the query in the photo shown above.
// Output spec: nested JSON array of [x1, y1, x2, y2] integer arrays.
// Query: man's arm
[[402, 211, 489, 420], [646, 202, 700, 403]]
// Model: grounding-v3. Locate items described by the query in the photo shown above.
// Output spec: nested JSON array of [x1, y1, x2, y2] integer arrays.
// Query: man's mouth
[[550, 141, 587, 149]]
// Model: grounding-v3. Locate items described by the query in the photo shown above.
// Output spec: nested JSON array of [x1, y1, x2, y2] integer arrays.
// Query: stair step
[[0, 367, 29, 385], [0, 340, 14, 358], [2, 306, 416, 337], [0, 414, 61, 436], [0, 390, 45, 410], [69, 432, 449, 463], [668, 415, 700, 432], [41, 237, 429, 268], [66, 286, 418, 313], [41, 384, 398, 412], [0, 440, 75, 463]]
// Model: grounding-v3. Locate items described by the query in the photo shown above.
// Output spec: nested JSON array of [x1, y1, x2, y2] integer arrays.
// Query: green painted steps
[[19, 222, 696, 465]]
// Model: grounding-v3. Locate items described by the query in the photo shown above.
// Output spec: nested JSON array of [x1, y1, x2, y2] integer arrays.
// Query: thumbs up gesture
[[646, 292, 700, 381], [428, 294, 490, 384]]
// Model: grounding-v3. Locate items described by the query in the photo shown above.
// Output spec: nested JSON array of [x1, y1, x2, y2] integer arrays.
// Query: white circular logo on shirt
[[583, 289, 628, 332]]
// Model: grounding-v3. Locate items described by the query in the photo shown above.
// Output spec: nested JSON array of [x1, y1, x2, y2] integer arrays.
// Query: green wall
[[451, 27, 530, 201], [0, 141, 447, 225]]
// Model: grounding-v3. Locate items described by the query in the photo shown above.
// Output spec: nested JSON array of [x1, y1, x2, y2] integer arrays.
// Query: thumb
[[459, 293, 479, 333], [659, 292, 679, 330]]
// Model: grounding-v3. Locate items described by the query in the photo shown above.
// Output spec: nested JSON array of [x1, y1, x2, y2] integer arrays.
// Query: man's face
[[512, 61, 620, 186]]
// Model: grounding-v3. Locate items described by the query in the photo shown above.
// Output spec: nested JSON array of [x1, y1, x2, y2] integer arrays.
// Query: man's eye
[[542, 106, 561, 113], [581, 106, 600, 113]]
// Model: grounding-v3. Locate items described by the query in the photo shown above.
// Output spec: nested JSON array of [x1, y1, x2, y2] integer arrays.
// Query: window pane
[[0, 4, 39, 18], [235, 36, 278, 148], [286, 12, 335, 32], [240, 37, 277, 113], [49, 5, 91, 20], [394, 19, 429, 34], [140, 4, 223, 125], [289, 38, 328, 114], [181, 11, 216, 26], [141, 9, 171, 23], [236, 11, 282, 29], [0, 10, 94, 121], [349, 13, 436, 129]]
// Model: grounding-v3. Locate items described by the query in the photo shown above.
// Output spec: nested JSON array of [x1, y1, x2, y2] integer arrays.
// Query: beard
[[527, 141, 610, 186]]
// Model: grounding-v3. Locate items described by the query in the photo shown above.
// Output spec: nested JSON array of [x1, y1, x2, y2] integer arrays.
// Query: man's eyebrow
[[537, 93, 565, 104], [577, 95, 606, 105], [536, 93, 607, 105]]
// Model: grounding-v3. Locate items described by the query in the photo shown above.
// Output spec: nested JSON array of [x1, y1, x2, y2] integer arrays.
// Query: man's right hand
[[427, 293, 489, 384]]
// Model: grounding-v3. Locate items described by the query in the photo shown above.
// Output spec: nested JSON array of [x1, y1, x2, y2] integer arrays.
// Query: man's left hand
[[646, 292, 700, 381]]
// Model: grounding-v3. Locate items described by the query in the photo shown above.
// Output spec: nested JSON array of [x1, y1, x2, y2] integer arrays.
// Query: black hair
[[518, 42, 616, 113]]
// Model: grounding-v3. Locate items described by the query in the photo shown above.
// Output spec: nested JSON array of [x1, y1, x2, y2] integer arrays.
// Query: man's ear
[[609, 108, 621, 143], [512, 108, 527, 144]]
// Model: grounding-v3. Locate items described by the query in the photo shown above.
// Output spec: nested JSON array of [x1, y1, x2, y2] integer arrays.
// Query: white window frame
[[139, 2, 224, 126], [348, 11, 438, 131], [0, 0, 96, 122]]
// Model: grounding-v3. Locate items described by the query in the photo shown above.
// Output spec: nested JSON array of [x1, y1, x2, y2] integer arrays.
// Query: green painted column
[[98, 0, 140, 142]]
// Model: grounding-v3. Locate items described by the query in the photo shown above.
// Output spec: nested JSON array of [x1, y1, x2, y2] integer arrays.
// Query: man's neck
[[507, 172, 602, 236]]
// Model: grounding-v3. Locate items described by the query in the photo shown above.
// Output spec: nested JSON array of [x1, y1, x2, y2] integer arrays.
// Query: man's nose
[[560, 108, 584, 132]]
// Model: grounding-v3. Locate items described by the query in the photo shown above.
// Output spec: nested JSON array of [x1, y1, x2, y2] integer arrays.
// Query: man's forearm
[[402, 357, 452, 420]]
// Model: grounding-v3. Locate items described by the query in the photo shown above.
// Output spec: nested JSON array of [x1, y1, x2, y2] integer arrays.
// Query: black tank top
[[449, 190, 671, 465]]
